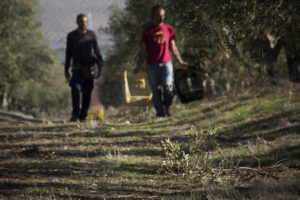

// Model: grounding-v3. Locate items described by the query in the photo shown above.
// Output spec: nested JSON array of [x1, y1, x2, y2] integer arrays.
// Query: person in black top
[[65, 13, 103, 122]]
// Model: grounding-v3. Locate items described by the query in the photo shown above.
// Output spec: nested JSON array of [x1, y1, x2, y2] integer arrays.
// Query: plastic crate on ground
[[123, 70, 153, 106]]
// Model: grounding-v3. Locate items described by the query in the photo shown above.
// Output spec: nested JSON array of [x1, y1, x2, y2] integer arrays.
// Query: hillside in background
[[37, 0, 126, 56]]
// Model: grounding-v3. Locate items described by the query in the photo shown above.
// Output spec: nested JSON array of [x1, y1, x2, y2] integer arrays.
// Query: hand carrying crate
[[174, 66, 204, 103]]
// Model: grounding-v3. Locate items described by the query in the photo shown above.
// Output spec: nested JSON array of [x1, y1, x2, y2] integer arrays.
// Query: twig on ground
[[238, 166, 280, 180]]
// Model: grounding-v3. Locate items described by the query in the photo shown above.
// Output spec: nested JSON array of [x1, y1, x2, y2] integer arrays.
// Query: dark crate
[[174, 67, 204, 103]]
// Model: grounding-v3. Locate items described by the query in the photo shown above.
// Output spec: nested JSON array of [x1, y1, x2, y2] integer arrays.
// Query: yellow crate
[[123, 70, 152, 106], [87, 109, 104, 121]]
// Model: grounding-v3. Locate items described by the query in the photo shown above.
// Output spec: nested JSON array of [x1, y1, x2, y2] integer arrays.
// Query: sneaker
[[69, 115, 78, 122], [156, 113, 166, 117], [79, 118, 86, 122]]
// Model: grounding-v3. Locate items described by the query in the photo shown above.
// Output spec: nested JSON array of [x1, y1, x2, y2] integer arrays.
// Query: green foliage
[[176, 0, 300, 84], [0, 0, 70, 116], [160, 128, 221, 180], [161, 138, 190, 174]]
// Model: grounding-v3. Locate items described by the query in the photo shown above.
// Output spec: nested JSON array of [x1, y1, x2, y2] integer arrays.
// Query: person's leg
[[267, 61, 280, 85], [287, 55, 300, 83], [147, 65, 165, 116], [290, 60, 300, 82], [80, 79, 94, 121], [70, 71, 82, 121], [71, 88, 80, 120], [160, 62, 174, 116]]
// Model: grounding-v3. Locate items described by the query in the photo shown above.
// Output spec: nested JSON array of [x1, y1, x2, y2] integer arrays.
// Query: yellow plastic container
[[87, 109, 104, 121], [123, 70, 152, 106]]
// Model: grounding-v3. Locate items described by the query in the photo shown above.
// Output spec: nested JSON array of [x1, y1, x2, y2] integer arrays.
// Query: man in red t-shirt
[[134, 5, 188, 117]]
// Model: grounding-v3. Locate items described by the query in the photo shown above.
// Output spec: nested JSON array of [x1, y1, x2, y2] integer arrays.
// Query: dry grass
[[0, 85, 300, 199]]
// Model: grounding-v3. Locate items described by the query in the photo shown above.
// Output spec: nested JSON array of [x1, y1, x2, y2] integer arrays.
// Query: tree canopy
[[0, 0, 70, 116]]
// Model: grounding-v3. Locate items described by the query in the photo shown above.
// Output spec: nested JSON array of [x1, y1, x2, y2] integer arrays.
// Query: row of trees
[[99, 0, 299, 107], [0, 0, 70, 116]]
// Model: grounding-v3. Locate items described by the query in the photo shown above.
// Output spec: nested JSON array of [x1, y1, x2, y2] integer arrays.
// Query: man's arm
[[170, 40, 188, 68], [92, 32, 104, 67], [64, 34, 72, 79], [134, 42, 147, 74]]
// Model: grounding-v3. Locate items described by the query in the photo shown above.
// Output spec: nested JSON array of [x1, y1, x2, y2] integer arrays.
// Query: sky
[[37, 0, 126, 50]]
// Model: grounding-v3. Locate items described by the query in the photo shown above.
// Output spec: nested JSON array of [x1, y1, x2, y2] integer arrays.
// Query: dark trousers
[[287, 55, 300, 82], [70, 70, 94, 120]]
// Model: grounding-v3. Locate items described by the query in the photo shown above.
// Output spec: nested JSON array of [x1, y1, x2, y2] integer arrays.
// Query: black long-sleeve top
[[65, 29, 103, 71]]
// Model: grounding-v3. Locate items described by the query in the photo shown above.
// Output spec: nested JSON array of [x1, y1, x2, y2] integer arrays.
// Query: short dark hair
[[151, 5, 164, 18], [76, 13, 87, 22]]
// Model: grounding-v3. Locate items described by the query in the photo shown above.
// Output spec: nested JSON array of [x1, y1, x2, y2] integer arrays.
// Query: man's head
[[76, 13, 88, 32], [151, 5, 165, 25]]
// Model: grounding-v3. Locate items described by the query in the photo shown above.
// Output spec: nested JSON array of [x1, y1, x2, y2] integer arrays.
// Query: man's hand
[[179, 61, 189, 69], [65, 68, 70, 79], [133, 66, 141, 74]]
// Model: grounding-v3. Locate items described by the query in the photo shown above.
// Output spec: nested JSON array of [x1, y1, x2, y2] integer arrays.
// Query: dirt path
[[0, 112, 198, 199], [1, 92, 300, 199]]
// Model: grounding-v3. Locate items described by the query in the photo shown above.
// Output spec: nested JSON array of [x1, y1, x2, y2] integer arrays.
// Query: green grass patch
[[1, 91, 300, 199]]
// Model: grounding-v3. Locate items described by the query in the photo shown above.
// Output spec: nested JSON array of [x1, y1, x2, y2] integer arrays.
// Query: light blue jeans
[[147, 62, 174, 115]]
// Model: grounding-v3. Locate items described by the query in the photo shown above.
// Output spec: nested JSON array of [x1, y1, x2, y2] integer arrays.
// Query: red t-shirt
[[142, 23, 176, 65]]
